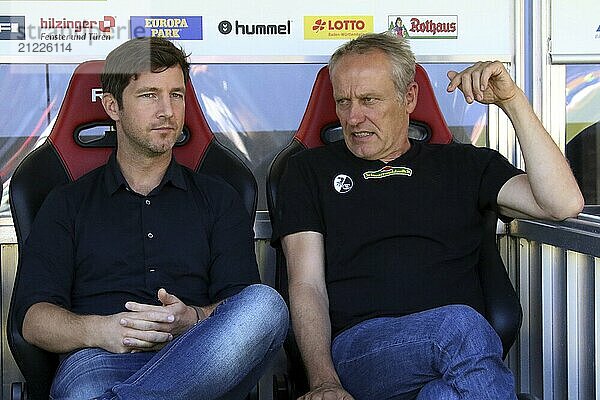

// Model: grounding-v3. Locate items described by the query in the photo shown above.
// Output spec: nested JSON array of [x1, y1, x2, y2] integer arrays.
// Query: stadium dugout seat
[[7, 60, 258, 400], [267, 65, 537, 400]]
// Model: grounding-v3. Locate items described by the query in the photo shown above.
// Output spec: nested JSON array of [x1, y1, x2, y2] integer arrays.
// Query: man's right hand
[[22, 302, 173, 354], [299, 382, 355, 400], [97, 311, 173, 353]]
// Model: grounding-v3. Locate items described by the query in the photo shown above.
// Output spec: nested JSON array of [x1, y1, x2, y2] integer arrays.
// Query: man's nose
[[156, 97, 174, 119], [347, 103, 365, 125]]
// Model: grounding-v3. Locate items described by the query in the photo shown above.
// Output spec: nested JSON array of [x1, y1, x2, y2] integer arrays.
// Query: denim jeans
[[50, 284, 289, 400], [331, 305, 517, 400]]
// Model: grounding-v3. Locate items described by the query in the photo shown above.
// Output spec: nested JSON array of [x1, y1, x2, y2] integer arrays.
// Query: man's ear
[[101, 93, 120, 121], [405, 81, 418, 113]]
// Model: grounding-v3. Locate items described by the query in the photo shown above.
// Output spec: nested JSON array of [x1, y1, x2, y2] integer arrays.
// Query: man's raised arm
[[447, 61, 584, 221]]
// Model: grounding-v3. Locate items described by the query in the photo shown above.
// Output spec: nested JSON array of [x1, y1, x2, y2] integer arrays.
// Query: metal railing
[[501, 207, 600, 400]]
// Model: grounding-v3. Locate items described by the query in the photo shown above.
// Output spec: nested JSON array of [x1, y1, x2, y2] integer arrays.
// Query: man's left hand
[[120, 288, 197, 340], [446, 61, 518, 107]]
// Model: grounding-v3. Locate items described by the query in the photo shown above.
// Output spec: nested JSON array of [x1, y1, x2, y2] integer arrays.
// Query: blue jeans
[[50, 284, 289, 400], [331, 305, 517, 400]]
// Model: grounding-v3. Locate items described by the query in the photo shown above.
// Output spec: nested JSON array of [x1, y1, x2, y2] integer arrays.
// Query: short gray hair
[[329, 32, 416, 97]]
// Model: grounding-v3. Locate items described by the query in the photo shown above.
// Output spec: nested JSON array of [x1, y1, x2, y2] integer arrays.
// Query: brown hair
[[101, 37, 190, 107]]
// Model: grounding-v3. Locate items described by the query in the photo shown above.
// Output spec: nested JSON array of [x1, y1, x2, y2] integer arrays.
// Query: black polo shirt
[[16, 153, 259, 332], [272, 140, 523, 337]]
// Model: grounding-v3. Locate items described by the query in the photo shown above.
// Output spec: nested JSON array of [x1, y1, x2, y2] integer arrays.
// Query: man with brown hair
[[17, 37, 288, 400]]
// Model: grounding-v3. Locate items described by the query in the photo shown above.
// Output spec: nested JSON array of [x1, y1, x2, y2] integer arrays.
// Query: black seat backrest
[[7, 60, 257, 400]]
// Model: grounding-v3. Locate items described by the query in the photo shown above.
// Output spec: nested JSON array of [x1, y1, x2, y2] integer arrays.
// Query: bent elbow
[[573, 193, 586, 215], [563, 191, 585, 219], [548, 193, 585, 221], [21, 314, 37, 346]]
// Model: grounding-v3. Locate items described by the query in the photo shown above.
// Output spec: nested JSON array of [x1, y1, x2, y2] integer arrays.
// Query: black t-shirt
[[15, 153, 260, 333], [273, 140, 523, 337]]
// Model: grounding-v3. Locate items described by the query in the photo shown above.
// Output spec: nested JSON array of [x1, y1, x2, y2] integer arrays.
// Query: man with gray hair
[[274, 33, 582, 399]]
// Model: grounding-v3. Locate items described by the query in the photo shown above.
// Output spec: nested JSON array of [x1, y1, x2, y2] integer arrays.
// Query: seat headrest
[[294, 64, 453, 149], [49, 60, 215, 180]]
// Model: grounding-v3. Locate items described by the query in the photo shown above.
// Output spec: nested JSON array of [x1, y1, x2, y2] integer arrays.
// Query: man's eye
[[336, 99, 349, 106], [140, 93, 156, 98]]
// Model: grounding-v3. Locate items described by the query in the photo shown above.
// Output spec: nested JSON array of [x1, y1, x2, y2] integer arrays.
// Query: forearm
[[282, 231, 344, 392], [290, 281, 341, 389], [500, 90, 584, 219], [22, 302, 101, 353]]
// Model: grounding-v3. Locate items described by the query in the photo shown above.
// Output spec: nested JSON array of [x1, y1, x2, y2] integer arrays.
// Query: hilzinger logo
[[38, 16, 116, 41], [304, 16, 373, 40], [218, 19, 291, 35], [0, 16, 25, 40], [40, 16, 115, 33]]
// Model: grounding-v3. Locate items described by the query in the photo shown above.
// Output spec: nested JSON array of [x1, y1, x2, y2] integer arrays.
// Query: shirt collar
[[340, 138, 421, 167], [104, 151, 188, 195]]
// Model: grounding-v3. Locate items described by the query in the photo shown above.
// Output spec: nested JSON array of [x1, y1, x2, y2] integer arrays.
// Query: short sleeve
[[206, 181, 260, 303], [271, 153, 325, 245], [14, 187, 75, 335], [478, 149, 525, 218]]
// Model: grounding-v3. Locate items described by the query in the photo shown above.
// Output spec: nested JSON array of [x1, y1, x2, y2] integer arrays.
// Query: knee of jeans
[[437, 305, 502, 355], [240, 284, 289, 340], [51, 348, 136, 400], [51, 385, 105, 400], [417, 378, 461, 400]]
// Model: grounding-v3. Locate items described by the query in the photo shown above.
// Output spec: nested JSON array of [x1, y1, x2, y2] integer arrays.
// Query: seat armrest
[[478, 211, 522, 358], [11, 382, 25, 400]]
